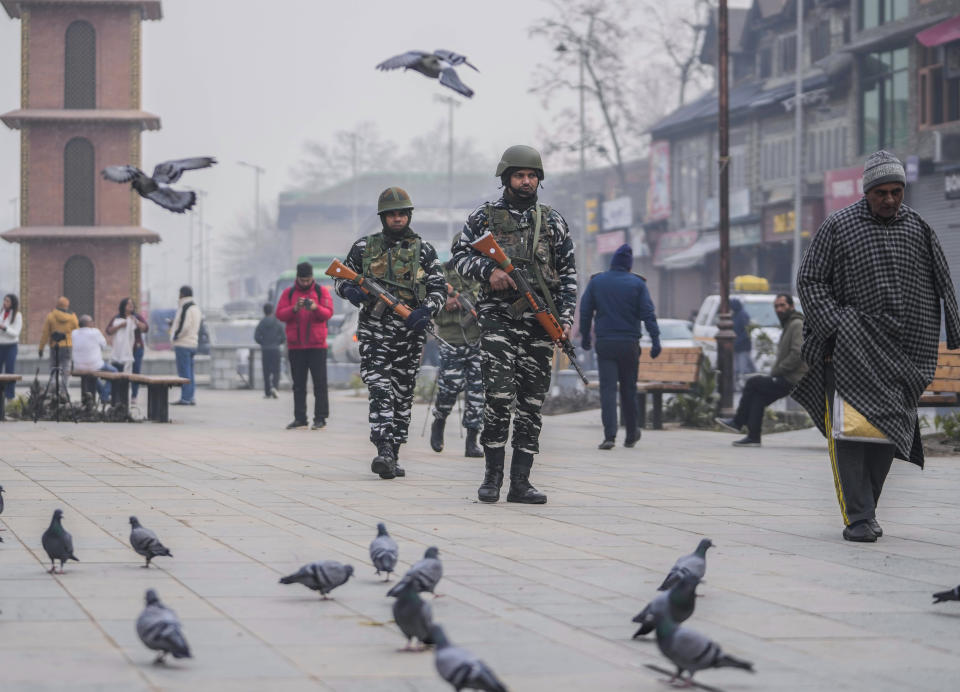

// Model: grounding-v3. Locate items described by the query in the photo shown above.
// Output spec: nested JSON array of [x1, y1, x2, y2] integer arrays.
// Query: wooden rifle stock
[[325, 259, 411, 319]]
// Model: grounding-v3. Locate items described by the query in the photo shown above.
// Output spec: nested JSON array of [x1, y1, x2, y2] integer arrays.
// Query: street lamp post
[[434, 94, 461, 245], [556, 38, 589, 280], [716, 0, 735, 415], [791, 0, 804, 295], [237, 161, 265, 245]]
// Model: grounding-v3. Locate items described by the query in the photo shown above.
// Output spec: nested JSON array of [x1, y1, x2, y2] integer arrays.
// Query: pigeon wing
[[145, 187, 197, 214], [434, 49, 479, 71], [101, 165, 142, 183], [316, 560, 350, 592], [439, 67, 474, 98], [933, 586, 960, 603], [370, 535, 399, 573], [131, 526, 171, 557], [279, 563, 318, 589], [413, 557, 443, 592], [376, 51, 428, 71], [138, 604, 191, 657], [152, 157, 216, 184], [668, 626, 721, 673]]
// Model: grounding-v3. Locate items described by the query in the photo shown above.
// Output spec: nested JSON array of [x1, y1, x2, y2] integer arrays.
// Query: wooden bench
[[128, 374, 189, 422], [920, 342, 960, 407], [72, 369, 131, 409], [637, 347, 704, 430], [0, 374, 22, 422]]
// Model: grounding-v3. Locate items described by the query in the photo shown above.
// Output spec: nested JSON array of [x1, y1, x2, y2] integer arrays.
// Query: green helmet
[[377, 187, 414, 214], [495, 145, 544, 179]]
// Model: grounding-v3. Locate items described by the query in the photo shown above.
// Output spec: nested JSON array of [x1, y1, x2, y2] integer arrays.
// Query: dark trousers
[[596, 339, 639, 442], [732, 374, 792, 441], [288, 347, 328, 424], [824, 363, 894, 526], [0, 343, 17, 399], [262, 348, 281, 395]]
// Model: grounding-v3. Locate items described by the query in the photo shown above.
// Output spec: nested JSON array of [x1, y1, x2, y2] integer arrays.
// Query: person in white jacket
[[0, 293, 22, 400], [169, 285, 202, 405]]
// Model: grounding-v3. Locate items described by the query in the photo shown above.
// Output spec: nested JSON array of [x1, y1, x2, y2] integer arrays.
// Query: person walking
[[793, 150, 960, 543], [715, 294, 806, 447], [452, 145, 578, 504], [275, 263, 333, 429], [430, 247, 484, 458], [38, 296, 79, 390], [254, 302, 286, 399], [0, 294, 22, 401], [71, 315, 118, 403], [578, 243, 660, 450], [334, 187, 445, 479], [169, 286, 202, 406], [731, 299, 755, 388]]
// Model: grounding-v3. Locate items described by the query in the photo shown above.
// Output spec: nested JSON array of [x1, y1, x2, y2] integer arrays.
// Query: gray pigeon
[[633, 573, 699, 639], [136, 589, 192, 664], [129, 516, 172, 568], [0, 484, 5, 513], [101, 157, 216, 213], [653, 610, 754, 684], [279, 560, 354, 599], [658, 538, 712, 591], [387, 546, 443, 597], [376, 50, 478, 98], [933, 585, 960, 603], [431, 624, 508, 691], [41, 508, 78, 574], [370, 522, 399, 581], [392, 578, 435, 651]]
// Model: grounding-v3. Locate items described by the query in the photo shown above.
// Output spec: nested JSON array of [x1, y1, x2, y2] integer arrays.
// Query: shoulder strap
[[529, 203, 561, 321], [173, 301, 195, 340]]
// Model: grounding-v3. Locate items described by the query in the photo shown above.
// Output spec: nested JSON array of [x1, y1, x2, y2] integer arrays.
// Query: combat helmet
[[495, 145, 544, 180], [377, 187, 414, 214]]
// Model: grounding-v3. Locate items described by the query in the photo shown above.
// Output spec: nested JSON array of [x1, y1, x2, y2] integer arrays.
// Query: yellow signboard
[[585, 197, 599, 234]]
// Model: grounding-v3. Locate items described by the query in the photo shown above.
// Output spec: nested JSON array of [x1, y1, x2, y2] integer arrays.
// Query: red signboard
[[824, 167, 863, 215], [653, 229, 698, 265]]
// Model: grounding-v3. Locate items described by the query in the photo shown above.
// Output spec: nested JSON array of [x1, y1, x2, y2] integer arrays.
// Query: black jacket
[[254, 315, 286, 350]]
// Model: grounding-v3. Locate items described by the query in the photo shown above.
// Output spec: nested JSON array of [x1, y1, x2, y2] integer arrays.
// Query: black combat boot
[[464, 428, 483, 458], [392, 442, 405, 477], [370, 440, 396, 479], [506, 449, 547, 504], [477, 446, 505, 503], [430, 415, 446, 452]]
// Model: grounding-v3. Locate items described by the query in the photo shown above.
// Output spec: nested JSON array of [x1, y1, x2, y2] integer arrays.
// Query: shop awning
[[657, 232, 719, 270], [917, 15, 960, 48]]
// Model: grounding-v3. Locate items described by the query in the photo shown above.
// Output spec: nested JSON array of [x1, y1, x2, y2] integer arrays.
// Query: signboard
[[653, 229, 698, 265], [601, 196, 632, 231], [703, 188, 751, 227], [731, 223, 762, 247], [646, 141, 671, 221], [596, 229, 627, 254], [946, 169, 960, 199], [824, 166, 863, 214], [762, 200, 823, 242], [906, 155, 919, 183], [585, 197, 600, 234]]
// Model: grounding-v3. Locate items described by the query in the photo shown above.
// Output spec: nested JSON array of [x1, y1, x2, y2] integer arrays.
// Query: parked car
[[328, 307, 360, 364], [640, 318, 696, 350]]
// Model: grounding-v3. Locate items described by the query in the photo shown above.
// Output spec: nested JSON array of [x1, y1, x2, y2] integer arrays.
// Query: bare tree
[[219, 208, 288, 295], [396, 122, 492, 174], [291, 121, 399, 191], [650, 0, 712, 108]]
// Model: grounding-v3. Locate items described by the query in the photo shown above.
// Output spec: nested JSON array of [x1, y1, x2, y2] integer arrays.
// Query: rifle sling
[[530, 203, 561, 325]]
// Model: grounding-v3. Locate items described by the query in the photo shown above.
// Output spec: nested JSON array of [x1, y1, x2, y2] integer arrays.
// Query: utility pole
[[350, 132, 359, 235], [791, 0, 804, 295], [193, 189, 207, 308], [716, 0, 735, 415], [434, 94, 461, 245], [187, 209, 194, 289], [578, 39, 588, 279], [238, 161, 265, 245]]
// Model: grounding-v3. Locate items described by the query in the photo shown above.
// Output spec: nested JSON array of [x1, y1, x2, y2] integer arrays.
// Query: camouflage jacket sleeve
[[452, 206, 498, 283], [419, 241, 446, 316], [548, 208, 579, 326], [333, 238, 366, 299]]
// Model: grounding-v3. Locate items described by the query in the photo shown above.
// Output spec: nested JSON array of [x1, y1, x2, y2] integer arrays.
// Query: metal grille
[[63, 255, 95, 319], [64, 20, 95, 108], [64, 137, 94, 225]]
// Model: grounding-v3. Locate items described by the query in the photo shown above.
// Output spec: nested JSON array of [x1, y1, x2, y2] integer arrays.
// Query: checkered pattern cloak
[[793, 198, 960, 468]]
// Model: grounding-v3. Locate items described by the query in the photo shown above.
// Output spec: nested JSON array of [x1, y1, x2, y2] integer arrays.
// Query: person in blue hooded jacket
[[578, 244, 660, 449]]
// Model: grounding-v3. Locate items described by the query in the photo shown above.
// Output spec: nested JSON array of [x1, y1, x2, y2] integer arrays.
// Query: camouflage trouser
[[434, 342, 484, 430], [358, 313, 426, 445], [478, 307, 553, 454]]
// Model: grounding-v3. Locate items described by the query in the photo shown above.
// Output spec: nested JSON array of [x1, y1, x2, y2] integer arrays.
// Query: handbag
[[831, 392, 890, 444]]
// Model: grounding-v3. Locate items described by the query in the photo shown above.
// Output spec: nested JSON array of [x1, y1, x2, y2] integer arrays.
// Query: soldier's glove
[[342, 284, 366, 308], [404, 306, 432, 333], [650, 336, 662, 360], [581, 336, 591, 351]]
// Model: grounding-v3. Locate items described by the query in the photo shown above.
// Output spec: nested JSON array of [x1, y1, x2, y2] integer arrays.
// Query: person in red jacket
[[275, 262, 334, 429]]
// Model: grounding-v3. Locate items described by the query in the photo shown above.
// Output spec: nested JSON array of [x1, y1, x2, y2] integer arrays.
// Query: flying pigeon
[[136, 589, 192, 664], [370, 522, 399, 581], [0, 484, 5, 514], [387, 546, 443, 598], [392, 578, 435, 651], [41, 508, 78, 574], [279, 560, 354, 599], [652, 609, 754, 684], [933, 585, 960, 603], [658, 538, 713, 591], [430, 625, 508, 692], [375, 50, 478, 98], [632, 573, 700, 639], [101, 157, 216, 213], [129, 516, 173, 568]]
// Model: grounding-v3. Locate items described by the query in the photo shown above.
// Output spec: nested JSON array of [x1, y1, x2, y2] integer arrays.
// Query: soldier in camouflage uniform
[[335, 187, 446, 479], [452, 145, 578, 504], [430, 241, 485, 458]]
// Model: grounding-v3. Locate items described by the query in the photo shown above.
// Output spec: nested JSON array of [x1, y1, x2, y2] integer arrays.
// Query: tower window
[[63, 255, 95, 319], [64, 20, 96, 108], [64, 137, 95, 225]]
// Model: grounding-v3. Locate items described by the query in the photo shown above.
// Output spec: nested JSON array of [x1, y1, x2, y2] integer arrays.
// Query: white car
[[640, 318, 696, 349], [328, 307, 360, 364]]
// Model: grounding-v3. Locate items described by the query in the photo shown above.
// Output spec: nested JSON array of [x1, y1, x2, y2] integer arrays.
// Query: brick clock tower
[[1, 0, 162, 343]]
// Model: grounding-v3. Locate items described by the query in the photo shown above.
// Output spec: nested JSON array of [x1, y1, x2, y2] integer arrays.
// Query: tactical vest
[[435, 267, 481, 344], [483, 203, 560, 302], [361, 232, 427, 306]]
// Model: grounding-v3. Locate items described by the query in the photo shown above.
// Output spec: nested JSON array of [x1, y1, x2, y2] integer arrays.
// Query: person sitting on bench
[[71, 315, 117, 403]]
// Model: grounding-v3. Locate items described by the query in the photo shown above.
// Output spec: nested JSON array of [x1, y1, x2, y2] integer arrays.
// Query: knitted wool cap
[[862, 150, 905, 192]]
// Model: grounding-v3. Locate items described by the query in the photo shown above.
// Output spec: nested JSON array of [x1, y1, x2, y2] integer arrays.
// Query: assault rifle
[[470, 232, 589, 385], [446, 283, 478, 326], [325, 259, 451, 348]]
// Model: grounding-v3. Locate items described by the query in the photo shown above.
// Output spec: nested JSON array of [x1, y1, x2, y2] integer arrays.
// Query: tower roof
[[1, 226, 161, 242], [2, 0, 162, 20], [1, 108, 161, 130]]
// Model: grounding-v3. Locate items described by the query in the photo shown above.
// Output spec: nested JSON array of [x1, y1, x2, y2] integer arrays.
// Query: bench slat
[[127, 374, 189, 385], [0, 374, 21, 382]]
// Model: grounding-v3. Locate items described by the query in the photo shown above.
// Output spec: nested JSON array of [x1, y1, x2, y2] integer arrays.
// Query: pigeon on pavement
[[279, 560, 354, 599], [136, 589, 192, 664], [129, 516, 173, 568], [392, 578, 435, 651], [41, 508, 78, 574], [632, 573, 700, 639], [387, 546, 443, 597], [430, 624, 508, 691], [653, 609, 754, 684], [101, 157, 216, 213], [0, 484, 5, 514], [658, 538, 713, 591], [933, 585, 960, 603], [376, 50, 478, 98], [370, 522, 399, 581]]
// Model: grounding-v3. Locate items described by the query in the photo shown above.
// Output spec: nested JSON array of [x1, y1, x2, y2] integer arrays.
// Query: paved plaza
[[1, 387, 959, 691]]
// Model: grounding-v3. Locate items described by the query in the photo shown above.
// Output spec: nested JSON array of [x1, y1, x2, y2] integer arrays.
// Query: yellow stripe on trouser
[[824, 393, 850, 526]]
